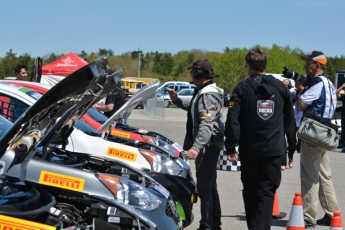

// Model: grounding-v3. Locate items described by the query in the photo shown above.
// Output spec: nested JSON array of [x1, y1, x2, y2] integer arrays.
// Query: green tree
[[170, 51, 194, 78], [98, 48, 114, 56], [152, 52, 174, 76], [2, 49, 18, 78]]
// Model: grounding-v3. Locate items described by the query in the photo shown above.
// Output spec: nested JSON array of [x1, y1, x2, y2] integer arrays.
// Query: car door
[[178, 89, 194, 103]]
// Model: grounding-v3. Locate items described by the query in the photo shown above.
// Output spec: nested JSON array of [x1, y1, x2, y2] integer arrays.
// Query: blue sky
[[1, 0, 344, 58]]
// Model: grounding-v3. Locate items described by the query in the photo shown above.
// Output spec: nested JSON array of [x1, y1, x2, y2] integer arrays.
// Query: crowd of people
[[13, 48, 341, 230]]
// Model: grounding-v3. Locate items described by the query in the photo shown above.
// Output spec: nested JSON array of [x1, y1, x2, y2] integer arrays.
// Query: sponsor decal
[[39, 171, 85, 192], [56, 57, 76, 67], [229, 101, 234, 106], [0, 214, 55, 230], [111, 130, 130, 139], [106, 147, 137, 162], [257, 100, 274, 120], [18, 88, 31, 93]]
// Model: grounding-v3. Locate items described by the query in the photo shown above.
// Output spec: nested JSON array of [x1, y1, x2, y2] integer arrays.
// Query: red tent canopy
[[42, 52, 88, 76]]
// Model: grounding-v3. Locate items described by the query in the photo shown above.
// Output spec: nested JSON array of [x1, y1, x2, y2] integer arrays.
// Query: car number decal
[[0, 214, 56, 230], [38, 170, 85, 192], [106, 147, 137, 162]]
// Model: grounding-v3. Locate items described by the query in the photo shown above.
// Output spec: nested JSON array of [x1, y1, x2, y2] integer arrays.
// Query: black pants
[[341, 107, 345, 143], [282, 121, 297, 165], [240, 154, 283, 230], [195, 145, 221, 229]]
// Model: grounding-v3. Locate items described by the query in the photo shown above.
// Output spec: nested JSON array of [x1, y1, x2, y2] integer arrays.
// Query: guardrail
[[145, 99, 165, 119]]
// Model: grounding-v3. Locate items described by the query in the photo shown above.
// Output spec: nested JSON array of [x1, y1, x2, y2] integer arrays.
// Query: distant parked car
[[157, 81, 189, 92], [224, 93, 231, 107], [159, 88, 195, 108], [156, 83, 196, 96]]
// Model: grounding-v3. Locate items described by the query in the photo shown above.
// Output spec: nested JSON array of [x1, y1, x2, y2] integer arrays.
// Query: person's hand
[[227, 153, 238, 162], [185, 148, 198, 160], [166, 88, 178, 102], [294, 78, 305, 91]]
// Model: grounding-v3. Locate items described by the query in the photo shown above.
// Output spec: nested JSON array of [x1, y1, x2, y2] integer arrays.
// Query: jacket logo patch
[[257, 100, 274, 120], [0, 214, 56, 230], [111, 130, 130, 139], [39, 171, 85, 192], [201, 113, 212, 117], [106, 147, 137, 162]]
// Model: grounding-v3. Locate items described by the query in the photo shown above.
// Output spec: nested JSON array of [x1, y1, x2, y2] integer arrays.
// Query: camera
[[282, 67, 308, 85]]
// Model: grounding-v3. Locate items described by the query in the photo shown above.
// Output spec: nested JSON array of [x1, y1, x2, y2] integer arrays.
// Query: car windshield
[[0, 115, 13, 139]]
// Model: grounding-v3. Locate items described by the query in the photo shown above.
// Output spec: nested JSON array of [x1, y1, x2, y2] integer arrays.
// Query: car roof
[[1, 80, 51, 94], [179, 88, 194, 91], [0, 82, 42, 104]]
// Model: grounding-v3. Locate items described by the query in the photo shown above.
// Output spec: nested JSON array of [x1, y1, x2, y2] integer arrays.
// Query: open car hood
[[0, 57, 122, 173], [99, 80, 159, 131]]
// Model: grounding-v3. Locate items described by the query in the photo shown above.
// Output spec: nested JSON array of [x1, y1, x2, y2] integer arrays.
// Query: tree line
[[1, 45, 344, 93]]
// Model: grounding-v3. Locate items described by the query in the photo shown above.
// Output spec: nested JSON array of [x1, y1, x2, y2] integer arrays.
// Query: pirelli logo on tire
[[106, 147, 137, 162], [0, 214, 56, 230], [38, 170, 85, 192]]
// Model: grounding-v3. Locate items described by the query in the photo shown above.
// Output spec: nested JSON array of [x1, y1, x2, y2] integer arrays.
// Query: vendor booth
[[40, 52, 88, 85]]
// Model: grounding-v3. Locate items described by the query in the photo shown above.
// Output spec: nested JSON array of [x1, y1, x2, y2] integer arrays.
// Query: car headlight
[[141, 135, 176, 156], [97, 173, 161, 211], [139, 149, 183, 176]]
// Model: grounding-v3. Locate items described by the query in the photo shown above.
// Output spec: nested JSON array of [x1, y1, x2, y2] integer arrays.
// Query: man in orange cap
[[295, 51, 340, 229]]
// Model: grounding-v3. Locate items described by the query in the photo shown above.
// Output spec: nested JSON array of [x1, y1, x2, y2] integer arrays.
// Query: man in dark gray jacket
[[167, 59, 224, 230]]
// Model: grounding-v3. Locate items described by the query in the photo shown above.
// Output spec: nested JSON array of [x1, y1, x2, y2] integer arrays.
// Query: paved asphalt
[[128, 107, 345, 230]]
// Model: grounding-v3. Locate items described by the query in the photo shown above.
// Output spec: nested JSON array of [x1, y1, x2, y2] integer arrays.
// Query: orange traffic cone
[[272, 191, 286, 219], [330, 211, 343, 230], [286, 192, 305, 230]]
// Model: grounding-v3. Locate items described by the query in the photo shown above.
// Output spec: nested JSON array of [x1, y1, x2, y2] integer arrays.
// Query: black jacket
[[104, 88, 126, 118], [224, 74, 294, 157]]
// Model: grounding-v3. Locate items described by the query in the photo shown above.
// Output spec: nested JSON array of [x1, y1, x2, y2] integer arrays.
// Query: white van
[[268, 73, 296, 93]]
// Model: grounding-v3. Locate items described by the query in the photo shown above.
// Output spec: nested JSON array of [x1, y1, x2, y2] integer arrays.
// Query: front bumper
[[148, 171, 196, 227]]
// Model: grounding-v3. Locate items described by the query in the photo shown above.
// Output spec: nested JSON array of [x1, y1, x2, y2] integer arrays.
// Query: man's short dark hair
[[245, 47, 267, 72], [15, 64, 28, 74]]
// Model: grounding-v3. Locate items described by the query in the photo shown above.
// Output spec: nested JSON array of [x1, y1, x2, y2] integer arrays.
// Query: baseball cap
[[186, 59, 214, 74], [301, 51, 327, 65]]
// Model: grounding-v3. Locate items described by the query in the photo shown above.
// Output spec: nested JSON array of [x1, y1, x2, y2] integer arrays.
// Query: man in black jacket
[[224, 47, 294, 230], [93, 69, 126, 118]]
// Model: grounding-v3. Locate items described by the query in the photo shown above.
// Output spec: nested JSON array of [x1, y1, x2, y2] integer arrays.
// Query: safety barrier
[[145, 99, 165, 119]]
